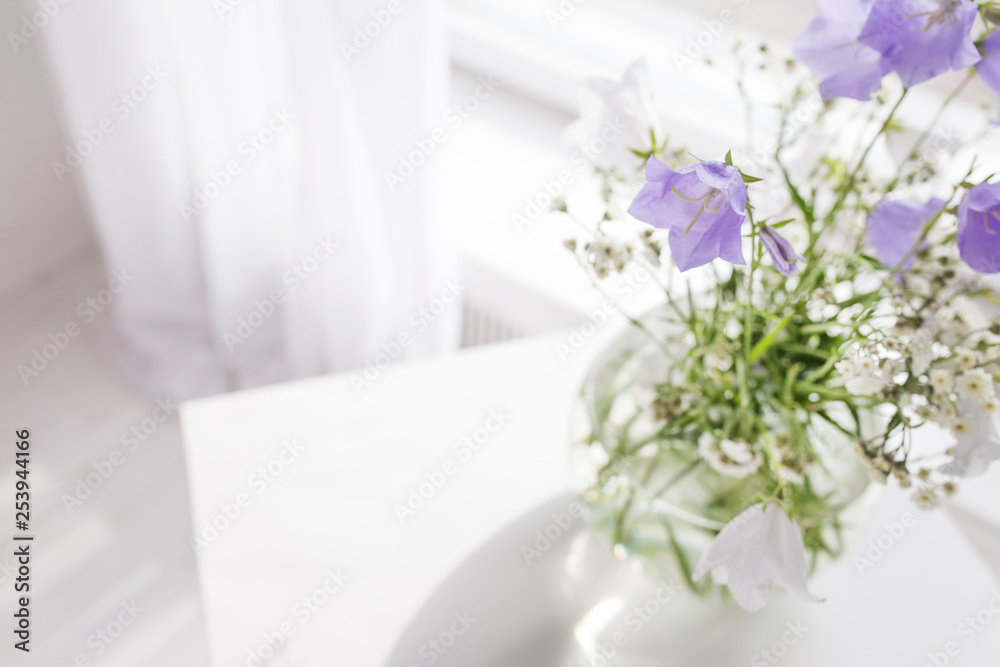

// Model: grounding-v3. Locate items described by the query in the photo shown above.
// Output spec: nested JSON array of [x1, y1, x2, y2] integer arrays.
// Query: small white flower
[[719, 439, 755, 464], [955, 369, 996, 403], [936, 306, 957, 323], [882, 358, 905, 379], [693, 504, 824, 612], [954, 348, 980, 370], [590, 238, 633, 276], [913, 487, 941, 511], [932, 401, 958, 427], [780, 465, 806, 485], [985, 398, 1000, 413], [949, 416, 972, 436], [835, 359, 856, 377], [698, 435, 763, 479], [845, 373, 884, 395], [856, 357, 878, 374], [916, 405, 937, 421], [929, 369, 954, 393], [905, 275, 933, 297]]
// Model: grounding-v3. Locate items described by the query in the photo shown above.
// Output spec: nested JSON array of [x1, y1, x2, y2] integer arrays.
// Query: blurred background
[[0, 0, 823, 665]]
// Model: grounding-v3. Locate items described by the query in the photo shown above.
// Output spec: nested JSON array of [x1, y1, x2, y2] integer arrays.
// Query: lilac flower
[[760, 227, 805, 276], [628, 158, 747, 272], [794, 0, 888, 101], [977, 31, 1000, 96], [693, 503, 823, 612], [938, 401, 1000, 477], [866, 197, 945, 272], [858, 0, 980, 89], [957, 182, 1000, 273]]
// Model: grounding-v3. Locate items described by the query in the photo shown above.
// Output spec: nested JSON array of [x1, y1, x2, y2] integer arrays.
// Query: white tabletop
[[181, 329, 1000, 667]]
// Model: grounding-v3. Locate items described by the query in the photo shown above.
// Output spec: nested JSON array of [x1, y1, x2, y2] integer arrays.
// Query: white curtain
[[39, 0, 458, 399]]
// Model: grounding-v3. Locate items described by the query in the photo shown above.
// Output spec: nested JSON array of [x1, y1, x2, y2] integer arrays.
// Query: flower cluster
[[795, 0, 984, 101], [561, 2, 1000, 612]]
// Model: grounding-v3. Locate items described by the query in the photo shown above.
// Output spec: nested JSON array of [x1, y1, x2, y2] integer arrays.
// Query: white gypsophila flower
[[780, 464, 806, 485], [698, 435, 763, 479], [912, 487, 941, 511], [955, 369, 996, 404], [931, 401, 958, 427], [563, 58, 664, 170], [950, 416, 972, 436], [905, 275, 933, 297], [838, 353, 885, 395], [938, 401, 1000, 477], [936, 306, 957, 323], [954, 347, 980, 370], [985, 397, 1000, 413], [835, 359, 856, 377], [929, 369, 954, 393], [692, 503, 823, 612], [881, 357, 904, 379], [857, 356, 878, 374], [590, 237, 633, 277], [916, 405, 937, 421], [863, 456, 890, 484], [845, 373, 885, 395]]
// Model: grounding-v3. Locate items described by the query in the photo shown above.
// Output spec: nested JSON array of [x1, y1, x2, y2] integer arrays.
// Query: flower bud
[[985, 6, 1000, 26]]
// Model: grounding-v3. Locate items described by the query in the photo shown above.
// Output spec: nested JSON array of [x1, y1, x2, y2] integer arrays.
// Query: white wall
[[0, 0, 96, 303]]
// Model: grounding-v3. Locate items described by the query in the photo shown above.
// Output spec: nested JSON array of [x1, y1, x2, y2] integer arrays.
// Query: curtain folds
[[40, 0, 458, 399]]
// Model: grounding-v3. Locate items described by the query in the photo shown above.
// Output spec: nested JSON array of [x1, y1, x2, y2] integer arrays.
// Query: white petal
[[693, 503, 822, 612], [939, 401, 1000, 477]]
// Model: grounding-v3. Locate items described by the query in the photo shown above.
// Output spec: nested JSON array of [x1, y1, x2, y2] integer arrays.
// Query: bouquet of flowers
[[561, 0, 1000, 611]]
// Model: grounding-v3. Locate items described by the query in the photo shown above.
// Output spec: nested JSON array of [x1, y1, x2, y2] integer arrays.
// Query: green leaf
[[725, 149, 734, 166], [770, 218, 797, 229], [749, 314, 793, 363], [741, 173, 763, 183]]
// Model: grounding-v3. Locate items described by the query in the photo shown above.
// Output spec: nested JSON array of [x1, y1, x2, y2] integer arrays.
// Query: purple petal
[[760, 227, 806, 276], [859, 0, 980, 88], [794, 0, 888, 101], [979, 31, 1000, 96], [628, 157, 748, 271], [666, 207, 747, 271], [958, 182, 1000, 273], [866, 197, 945, 272]]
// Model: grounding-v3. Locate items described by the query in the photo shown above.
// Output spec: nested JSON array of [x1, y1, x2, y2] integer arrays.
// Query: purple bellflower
[[978, 31, 1000, 96], [760, 226, 806, 277], [866, 197, 945, 273], [858, 0, 980, 89], [957, 182, 1000, 274], [794, 0, 888, 101], [628, 158, 748, 272]]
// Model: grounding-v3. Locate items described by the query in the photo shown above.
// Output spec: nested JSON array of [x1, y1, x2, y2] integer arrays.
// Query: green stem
[[886, 69, 975, 195], [825, 90, 909, 223]]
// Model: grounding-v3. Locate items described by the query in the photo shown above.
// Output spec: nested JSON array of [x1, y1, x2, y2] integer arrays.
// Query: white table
[[181, 328, 1000, 667]]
